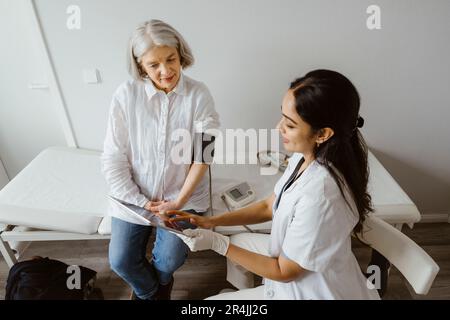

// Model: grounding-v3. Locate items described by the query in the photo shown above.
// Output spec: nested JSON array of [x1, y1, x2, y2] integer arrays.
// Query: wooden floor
[[1, 223, 449, 300]]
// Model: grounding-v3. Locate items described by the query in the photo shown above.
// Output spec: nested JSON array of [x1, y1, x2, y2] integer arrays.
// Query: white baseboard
[[419, 213, 450, 223]]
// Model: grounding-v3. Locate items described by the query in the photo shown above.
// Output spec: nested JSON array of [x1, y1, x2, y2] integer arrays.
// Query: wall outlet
[[83, 68, 101, 84]]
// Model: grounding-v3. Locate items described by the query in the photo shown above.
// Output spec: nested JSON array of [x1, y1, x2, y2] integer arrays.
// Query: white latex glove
[[175, 228, 230, 256]]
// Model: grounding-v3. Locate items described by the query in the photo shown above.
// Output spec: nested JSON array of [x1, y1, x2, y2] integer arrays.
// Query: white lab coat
[[263, 153, 380, 299], [101, 73, 220, 222]]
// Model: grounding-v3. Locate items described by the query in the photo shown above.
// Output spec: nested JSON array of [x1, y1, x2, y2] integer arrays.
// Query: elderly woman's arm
[[177, 163, 209, 207], [101, 98, 150, 207], [149, 163, 209, 212]]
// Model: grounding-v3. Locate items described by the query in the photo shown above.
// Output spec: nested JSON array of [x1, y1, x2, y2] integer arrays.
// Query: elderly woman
[[101, 19, 220, 300]]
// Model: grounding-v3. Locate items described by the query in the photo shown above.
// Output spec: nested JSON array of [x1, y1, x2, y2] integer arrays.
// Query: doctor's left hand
[[174, 229, 230, 256], [149, 200, 181, 213]]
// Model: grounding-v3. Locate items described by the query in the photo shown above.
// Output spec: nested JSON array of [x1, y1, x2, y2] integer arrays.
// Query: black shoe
[[154, 277, 174, 300]]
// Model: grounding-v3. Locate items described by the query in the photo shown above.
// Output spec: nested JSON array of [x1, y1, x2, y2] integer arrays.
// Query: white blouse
[[264, 153, 380, 300], [101, 73, 220, 222]]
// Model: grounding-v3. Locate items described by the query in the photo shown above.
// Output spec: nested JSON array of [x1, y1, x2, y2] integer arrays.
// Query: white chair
[[360, 214, 440, 296]]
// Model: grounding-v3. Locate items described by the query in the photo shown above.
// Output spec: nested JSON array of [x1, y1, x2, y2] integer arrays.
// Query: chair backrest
[[359, 215, 440, 295]]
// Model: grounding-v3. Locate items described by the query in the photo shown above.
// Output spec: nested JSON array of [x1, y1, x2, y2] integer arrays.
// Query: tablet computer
[[108, 195, 185, 235]]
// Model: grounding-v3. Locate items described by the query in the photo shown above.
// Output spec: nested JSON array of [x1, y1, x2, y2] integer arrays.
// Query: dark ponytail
[[290, 70, 372, 236]]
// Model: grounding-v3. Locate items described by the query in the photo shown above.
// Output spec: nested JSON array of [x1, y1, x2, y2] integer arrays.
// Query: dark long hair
[[290, 69, 372, 236]]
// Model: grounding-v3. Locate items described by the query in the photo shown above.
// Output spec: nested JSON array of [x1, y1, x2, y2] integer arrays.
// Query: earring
[[316, 142, 321, 148]]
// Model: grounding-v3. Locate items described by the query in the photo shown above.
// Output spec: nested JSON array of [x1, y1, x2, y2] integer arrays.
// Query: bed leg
[[0, 234, 18, 269]]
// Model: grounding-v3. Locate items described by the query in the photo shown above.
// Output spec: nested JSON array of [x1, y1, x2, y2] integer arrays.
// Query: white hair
[[127, 19, 194, 80]]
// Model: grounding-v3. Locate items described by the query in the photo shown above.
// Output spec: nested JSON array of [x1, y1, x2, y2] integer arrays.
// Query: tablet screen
[[108, 196, 186, 235]]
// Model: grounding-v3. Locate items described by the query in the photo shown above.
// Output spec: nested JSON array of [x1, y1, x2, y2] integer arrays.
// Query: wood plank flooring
[[1, 223, 449, 300]]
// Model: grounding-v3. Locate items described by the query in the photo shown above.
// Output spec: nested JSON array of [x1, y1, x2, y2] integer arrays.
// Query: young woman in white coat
[[168, 69, 381, 300]]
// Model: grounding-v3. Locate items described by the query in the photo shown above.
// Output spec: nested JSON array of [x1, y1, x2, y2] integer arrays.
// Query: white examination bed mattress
[[0, 147, 110, 235]]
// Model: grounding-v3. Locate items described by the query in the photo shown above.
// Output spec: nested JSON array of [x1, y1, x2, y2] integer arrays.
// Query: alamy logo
[[366, 265, 381, 290], [66, 265, 81, 290], [66, 5, 81, 30], [366, 5, 381, 30]]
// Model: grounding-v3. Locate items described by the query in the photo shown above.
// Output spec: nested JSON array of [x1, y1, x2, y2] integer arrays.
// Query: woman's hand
[[146, 200, 181, 213], [144, 200, 163, 211], [167, 210, 216, 229]]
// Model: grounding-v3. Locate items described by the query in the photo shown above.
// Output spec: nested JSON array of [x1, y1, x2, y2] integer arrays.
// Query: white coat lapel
[[284, 160, 320, 194]]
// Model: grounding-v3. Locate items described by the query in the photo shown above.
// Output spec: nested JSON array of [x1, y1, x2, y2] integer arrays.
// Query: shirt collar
[[144, 72, 187, 99], [172, 72, 187, 96]]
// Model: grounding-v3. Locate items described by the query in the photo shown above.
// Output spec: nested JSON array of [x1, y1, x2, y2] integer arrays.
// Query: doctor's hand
[[167, 210, 216, 229], [174, 228, 230, 256]]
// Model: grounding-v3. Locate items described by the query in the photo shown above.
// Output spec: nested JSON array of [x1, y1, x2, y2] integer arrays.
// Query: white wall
[[2, 0, 450, 216]]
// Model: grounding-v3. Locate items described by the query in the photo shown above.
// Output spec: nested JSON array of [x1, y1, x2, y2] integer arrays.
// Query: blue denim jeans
[[108, 209, 203, 300]]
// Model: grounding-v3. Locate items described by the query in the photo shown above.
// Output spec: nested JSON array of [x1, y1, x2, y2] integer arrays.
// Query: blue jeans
[[108, 209, 203, 300]]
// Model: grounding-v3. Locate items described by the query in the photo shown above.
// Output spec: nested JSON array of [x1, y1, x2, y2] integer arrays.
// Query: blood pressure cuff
[[192, 133, 215, 164]]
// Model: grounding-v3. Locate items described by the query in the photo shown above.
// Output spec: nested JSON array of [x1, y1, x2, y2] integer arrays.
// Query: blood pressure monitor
[[222, 182, 255, 209]]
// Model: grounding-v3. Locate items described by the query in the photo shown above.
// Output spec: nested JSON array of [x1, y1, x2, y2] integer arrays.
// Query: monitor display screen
[[230, 188, 243, 199]]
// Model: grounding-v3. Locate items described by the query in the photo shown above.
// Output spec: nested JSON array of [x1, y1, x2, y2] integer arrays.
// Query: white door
[[0, 0, 67, 178]]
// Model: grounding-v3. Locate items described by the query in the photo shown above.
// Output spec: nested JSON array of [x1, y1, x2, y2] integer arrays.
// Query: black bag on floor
[[5, 257, 99, 300]]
